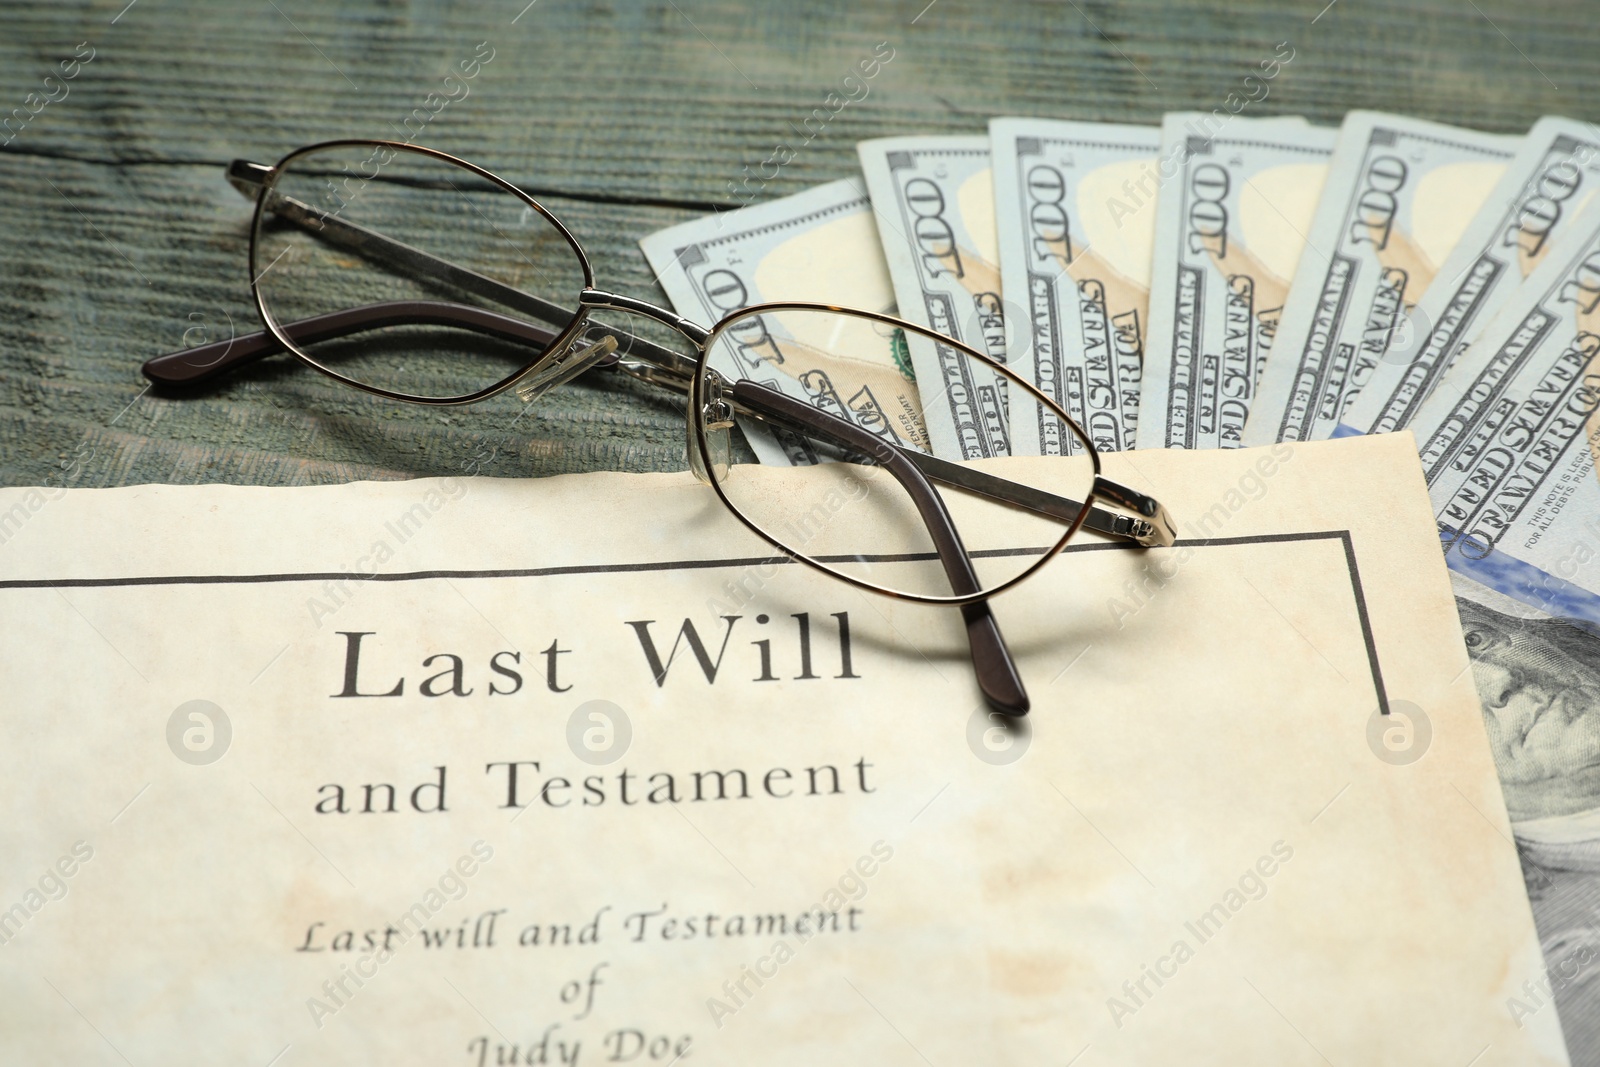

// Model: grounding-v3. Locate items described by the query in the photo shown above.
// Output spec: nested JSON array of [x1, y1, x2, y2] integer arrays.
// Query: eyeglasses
[[143, 139, 1175, 717]]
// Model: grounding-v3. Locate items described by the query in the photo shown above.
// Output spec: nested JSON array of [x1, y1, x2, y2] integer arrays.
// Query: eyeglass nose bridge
[[578, 288, 711, 346], [572, 288, 735, 482]]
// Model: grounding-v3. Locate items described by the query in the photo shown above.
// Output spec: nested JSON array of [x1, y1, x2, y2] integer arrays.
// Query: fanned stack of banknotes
[[642, 109, 1600, 632], [644, 109, 1600, 1040]]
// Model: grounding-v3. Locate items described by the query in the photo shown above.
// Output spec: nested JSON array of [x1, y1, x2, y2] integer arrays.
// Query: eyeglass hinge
[[1115, 515, 1159, 544], [226, 159, 276, 200], [700, 369, 736, 431], [1092, 476, 1178, 548]]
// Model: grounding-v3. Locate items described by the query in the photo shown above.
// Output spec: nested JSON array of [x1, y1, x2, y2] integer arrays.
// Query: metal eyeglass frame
[[143, 139, 1176, 717]]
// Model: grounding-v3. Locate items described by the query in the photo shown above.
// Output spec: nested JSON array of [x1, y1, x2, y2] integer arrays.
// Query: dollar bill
[[1401, 200, 1600, 1066], [857, 136, 1012, 460], [1449, 569, 1600, 1067], [1241, 111, 1521, 445], [639, 179, 928, 466], [1136, 114, 1336, 450], [987, 117, 1160, 455], [1338, 116, 1600, 437], [1368, 174, 1600, 1066], [1408, 197, 1600, 623]]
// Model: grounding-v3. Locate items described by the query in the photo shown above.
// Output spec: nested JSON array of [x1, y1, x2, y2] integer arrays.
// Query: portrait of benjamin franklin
[[1458, 595, 1600, 1053], [1459, 597, 1600, 822]]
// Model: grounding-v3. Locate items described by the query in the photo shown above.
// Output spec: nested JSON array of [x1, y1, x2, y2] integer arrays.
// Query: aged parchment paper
[[0, 434, 1567, 1064]]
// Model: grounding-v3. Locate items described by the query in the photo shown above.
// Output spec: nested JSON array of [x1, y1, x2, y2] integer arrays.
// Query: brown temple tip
[[962, 601, 1030, 716], [142, 330, 277, 386]]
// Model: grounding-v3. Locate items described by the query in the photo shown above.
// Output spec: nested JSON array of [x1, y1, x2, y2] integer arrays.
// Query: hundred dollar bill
[[857, 136, 1012, 460], [1136, 114, 1336, 450], [988, 117, 1160, 454], [639, 179, 928, 467], [1388, 190, 1600, 1064], [1449, 568, 1600, 1067], [1241, 111, 1521, 445], [1339, 116, 1600, 437], [1409, 197, 1600, 624]]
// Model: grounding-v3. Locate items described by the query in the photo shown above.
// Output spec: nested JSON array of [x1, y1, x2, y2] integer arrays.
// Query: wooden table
[[1, 0, 1590, 488]]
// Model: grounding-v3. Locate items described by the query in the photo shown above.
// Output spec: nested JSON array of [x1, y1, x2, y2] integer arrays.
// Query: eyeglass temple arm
[[142, 300, 563, 386], [903, 452, 1177, 549], [729, 381, 1029, 717], [726, 389, 1176, 550], [140, 290, 696, 395]]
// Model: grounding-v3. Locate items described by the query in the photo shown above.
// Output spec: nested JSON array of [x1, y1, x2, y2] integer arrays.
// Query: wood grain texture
[[0, 0, 1594, 488]]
